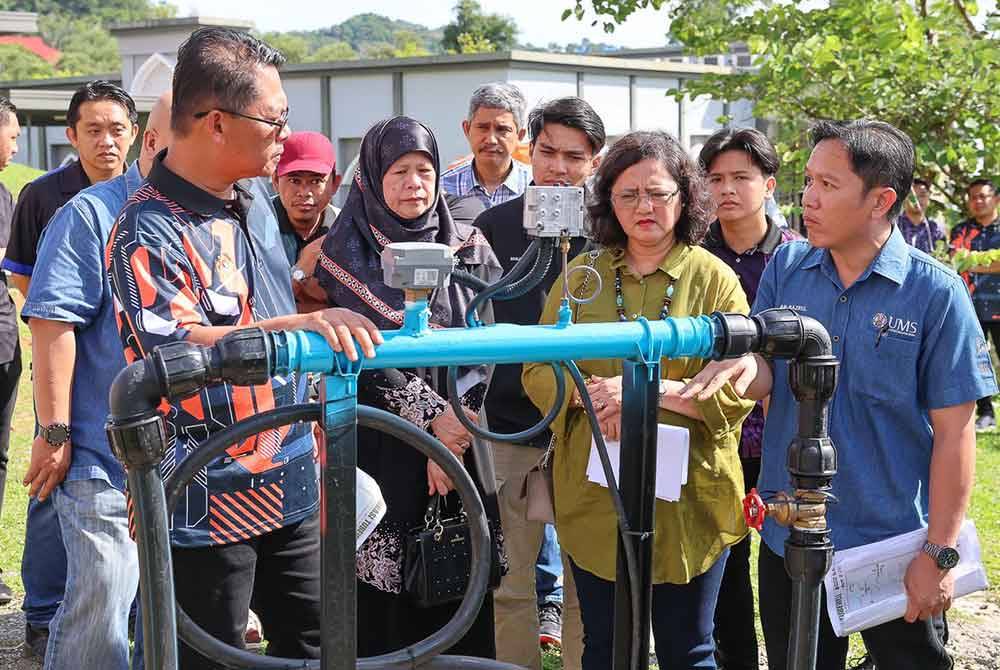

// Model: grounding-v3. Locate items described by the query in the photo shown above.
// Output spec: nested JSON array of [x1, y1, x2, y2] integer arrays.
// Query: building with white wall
[[0, 16, 759, 173]]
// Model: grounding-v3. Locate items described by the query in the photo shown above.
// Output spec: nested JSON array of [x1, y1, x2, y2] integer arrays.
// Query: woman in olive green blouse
[[523, 130, 754, 670]]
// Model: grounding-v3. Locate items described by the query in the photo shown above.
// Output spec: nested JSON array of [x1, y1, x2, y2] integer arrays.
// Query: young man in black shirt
[[474, 97, 605, 670]]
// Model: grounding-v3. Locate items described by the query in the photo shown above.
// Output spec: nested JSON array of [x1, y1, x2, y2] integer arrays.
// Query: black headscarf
[[316, 116, 500, 330]]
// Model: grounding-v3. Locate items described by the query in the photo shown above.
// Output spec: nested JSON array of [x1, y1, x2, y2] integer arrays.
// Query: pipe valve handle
[[743, 487, 767, 531]]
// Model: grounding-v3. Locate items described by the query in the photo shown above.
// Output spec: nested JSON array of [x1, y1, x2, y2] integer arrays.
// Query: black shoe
[[539, 601, 562, 648], [0, 570, 12, 606], [24, 623, 48, 661]]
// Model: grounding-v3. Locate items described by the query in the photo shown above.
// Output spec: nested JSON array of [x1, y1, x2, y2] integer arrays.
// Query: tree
[[442, 0, 518, 53], [305, 41, 357, 62], [0, 0, 175, 22], [0, 44, 56, 80], [40, 13, 122, 75], [259, 32, 311, 63], [565, 0, 1000, 218]]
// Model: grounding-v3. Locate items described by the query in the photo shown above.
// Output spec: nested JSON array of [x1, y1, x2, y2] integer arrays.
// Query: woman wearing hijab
[[314, 116, 503, 657]]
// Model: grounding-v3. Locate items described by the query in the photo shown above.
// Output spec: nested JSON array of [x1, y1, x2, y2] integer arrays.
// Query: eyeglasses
[[611, 189, 680, 209], [194, 108, 290, 135]]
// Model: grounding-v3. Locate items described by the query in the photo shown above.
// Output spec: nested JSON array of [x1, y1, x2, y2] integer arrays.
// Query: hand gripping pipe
[[107, 306, 835, 670]]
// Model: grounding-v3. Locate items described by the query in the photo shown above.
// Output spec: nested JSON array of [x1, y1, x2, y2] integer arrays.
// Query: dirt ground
[[2, 592, 997, 669]]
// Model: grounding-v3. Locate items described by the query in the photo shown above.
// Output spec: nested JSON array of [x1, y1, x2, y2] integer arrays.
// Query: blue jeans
[[535, 524, 563, 606], [45, 479, 138, 670], [21, 494, 66, 628], [570, 548, 729, 670]]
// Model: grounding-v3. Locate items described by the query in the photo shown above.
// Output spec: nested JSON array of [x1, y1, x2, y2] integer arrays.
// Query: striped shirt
[[441, 157, 531, 210]]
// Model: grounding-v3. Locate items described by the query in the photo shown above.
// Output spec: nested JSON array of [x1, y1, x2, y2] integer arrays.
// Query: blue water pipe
[[272, 299, 718, 376]]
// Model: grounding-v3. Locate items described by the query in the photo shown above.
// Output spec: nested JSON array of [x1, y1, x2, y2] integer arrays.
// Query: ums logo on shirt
[[872, 312, 919, 337]]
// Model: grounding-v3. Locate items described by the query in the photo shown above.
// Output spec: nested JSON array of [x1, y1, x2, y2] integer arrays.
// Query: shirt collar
[[801, 224, 910, 286], [703, 215, 784, 255], [124, 161, 144, 197], [608, 241, 691, 280], [470, 158, 522, 195], [148, 150, 252, 219], [58, 159, 91, 195]]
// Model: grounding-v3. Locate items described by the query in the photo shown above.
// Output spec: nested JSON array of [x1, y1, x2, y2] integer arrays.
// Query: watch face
[[45, 425, 70, 445], [938, 547, 960, 570]]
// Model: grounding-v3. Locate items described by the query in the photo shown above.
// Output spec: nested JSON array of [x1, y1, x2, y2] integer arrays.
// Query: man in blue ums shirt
[[19, 92, 171, 670], [682, 120, 995, 670]]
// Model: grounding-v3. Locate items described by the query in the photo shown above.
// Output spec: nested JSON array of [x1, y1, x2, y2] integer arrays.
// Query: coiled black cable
[[445, 361, 565, 444], [161, 403, 518, 670], [465, 238, 556, 327]]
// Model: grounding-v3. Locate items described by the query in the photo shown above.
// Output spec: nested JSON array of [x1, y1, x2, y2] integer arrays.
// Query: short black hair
[[698, 127, 779, 177], [0, 97, 16, 128], [172, 27, 285, 136], [966, 178, 997, 195], [527, 97, 606, 154], [912, 177, 930, 189], [589, 131, 711, 247], [67, 80, 138, 130], [809, 119, 914, 219]]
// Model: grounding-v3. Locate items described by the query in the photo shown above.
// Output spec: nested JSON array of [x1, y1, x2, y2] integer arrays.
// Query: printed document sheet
[[586, 424, 689, 501]]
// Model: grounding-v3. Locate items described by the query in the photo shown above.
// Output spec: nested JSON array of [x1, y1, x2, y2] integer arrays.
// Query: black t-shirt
[[2, 159, 91, 278], [0, 182, 16, 363], [474, 194, 588, 447]]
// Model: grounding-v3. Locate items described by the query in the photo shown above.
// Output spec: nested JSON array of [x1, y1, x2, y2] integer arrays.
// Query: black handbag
[[403, 495, 503, 608]]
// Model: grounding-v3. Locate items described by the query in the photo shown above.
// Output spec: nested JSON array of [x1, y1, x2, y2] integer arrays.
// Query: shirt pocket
[[853, 329, 920, 404]]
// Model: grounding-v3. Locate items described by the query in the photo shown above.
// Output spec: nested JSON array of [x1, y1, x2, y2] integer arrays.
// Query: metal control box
[[380, 242, 454, 290], [522, 185, 587, 238]]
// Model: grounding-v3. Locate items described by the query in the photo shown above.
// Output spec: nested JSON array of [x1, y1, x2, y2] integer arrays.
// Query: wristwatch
[[922, 541, 960, 570], [291, 265, 307, 282], [41, 422, 71, 448]]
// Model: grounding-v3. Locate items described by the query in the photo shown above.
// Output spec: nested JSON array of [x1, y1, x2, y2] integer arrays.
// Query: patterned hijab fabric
[[316, 116, 499, 330]]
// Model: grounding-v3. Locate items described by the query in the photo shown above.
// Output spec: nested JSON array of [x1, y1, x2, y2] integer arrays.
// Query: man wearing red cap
[[271, 130, 341, 311]]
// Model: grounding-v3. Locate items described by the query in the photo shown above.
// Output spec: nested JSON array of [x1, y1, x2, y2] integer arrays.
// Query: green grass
[[0, 163, 44, 199]]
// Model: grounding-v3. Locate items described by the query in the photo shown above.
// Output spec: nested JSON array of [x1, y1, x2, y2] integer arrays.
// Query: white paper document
[[356, 468, 387, 550], [586, 424, 689, 501], [823, 519, 989, 637]]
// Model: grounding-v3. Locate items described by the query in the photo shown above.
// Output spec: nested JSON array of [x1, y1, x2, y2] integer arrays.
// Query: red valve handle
[[743, 487, 766, 531]]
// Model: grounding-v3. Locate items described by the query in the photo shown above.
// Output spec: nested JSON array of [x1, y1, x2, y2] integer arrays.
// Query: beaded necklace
[[614, 268, 675, 322]]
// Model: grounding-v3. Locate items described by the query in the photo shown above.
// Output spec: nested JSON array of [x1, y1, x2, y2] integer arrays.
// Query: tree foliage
[[566, 0, 1000, 217], [0, 44, 55, 80], [39, 13, 123, 75], [0, 0, 174, 23], [442, 0, 517, 53]]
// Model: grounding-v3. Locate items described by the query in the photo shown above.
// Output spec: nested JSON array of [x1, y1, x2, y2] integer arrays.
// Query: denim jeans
[[21, 494, 66, 628], [535, 524, 563, 606], [45, 479, 138, 670], [570, 549, 729, 670]]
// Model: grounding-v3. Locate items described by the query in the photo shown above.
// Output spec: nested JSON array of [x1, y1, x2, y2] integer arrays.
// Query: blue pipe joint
[[272, 314, 719, 376], [401, 300, 431, 336]]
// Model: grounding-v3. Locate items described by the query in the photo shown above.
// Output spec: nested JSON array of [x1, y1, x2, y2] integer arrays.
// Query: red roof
[[0, 36, 61, 64]]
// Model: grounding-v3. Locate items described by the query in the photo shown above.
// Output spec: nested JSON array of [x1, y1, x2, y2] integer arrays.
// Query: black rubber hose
[[492, 238, 554, 301], [163, 403, 515, 670], [464, 239, 548, 327], [563, 360, 642, 670], [450, 270, 491, 293], [445, 362, 565, 445]]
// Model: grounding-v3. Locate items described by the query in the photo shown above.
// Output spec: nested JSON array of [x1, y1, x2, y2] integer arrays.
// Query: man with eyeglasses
[[106, 28, 382, 667]]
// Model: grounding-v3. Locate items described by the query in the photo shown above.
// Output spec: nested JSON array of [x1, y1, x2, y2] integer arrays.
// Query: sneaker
[[538, 602, 562, 648], [976, 414, 996, 432], [245, 609, 263, 648], [848, 654, 877, 670], [0, 570, 12, 606], [24, 623, 48, 661]]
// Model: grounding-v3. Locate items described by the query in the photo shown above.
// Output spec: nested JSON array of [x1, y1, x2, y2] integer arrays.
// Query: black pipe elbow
[[754, 309, 833, 360], [108, 357, 166, 424]]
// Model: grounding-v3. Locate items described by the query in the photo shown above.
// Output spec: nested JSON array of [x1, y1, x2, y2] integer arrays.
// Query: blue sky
[[179, 0, 674, 48]]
